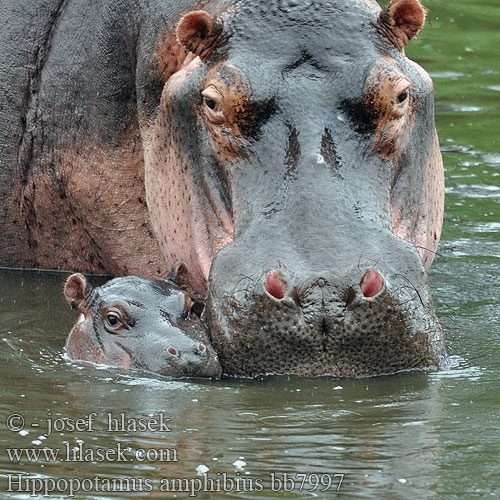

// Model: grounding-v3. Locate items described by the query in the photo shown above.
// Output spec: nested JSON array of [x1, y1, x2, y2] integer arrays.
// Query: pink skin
[[264, 271, 287, 300], [391, 129, 444, 271], [65, 314, 133, 369], [360, 270, 384, 298], [143, 57, 234, 296]]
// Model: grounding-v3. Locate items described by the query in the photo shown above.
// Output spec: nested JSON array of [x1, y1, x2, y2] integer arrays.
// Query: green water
[[1, 1, 499, 498]]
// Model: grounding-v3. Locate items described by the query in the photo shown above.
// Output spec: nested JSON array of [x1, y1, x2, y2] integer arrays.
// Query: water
[[1, 0, 499, 498]]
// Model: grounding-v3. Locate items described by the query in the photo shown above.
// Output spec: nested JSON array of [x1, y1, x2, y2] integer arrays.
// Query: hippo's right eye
[[205, 97, 216, 110], [202, 85, 224, 123], [103, 307, 129, 333], [100, 301, 133, 334]]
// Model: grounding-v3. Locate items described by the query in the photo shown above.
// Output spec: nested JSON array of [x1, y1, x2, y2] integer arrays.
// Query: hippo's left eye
[[394, 80, 410, 108], [391, 79, 411, 118], [397, 89, 409, 103], [107, 313, 120, 326]]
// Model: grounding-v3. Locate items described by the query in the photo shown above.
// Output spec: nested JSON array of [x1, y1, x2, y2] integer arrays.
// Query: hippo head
[[144, 0, 445, 376], [63, 273, 221, 378]]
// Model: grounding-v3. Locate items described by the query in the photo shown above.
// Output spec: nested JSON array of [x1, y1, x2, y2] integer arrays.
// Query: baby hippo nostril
[[167, 347, 178, 356], [360, 269, 384, 298], [264, 271, 287, 300]]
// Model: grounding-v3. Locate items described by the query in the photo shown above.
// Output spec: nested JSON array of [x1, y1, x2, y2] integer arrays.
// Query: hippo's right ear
[[64, 273, 92, 313], [176, 10, 224, 60]]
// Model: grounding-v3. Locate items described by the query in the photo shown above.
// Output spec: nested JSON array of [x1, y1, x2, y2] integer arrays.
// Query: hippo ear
[[167, 261, 205, 307], [378, 0, 426, 50], [64, 273, 92, 312], [176, 10, 223, 60], [168, 261, 191, 289]]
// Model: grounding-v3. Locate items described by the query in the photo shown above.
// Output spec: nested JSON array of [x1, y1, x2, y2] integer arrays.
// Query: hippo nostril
[[167, 347, 178, 356], [360, 269, 384, 298], [264, 271, 287, 300]]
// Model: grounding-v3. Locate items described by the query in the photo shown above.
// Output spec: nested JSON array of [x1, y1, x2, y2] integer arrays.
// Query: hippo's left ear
[[64, 273, 93, 313], [176, 10, 224, 60], [167, 261, 205, 311], [378, 0, 426, 50]]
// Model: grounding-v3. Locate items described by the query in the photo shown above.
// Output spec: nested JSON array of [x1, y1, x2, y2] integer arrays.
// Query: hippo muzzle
[[205, 216, 444, 377]]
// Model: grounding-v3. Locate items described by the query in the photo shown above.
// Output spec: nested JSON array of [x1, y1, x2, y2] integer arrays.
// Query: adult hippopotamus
[[0, 0, 444, 376], [63, 270, 221, 378]]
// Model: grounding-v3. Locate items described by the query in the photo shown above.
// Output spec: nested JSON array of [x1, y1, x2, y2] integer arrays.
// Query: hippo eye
[[391, 79, 411, 118], [104, 309, 126, 333], [202, 85, 224, 123], [397, 89, 409, 103], [204, 97, 216, 110], [102, 303, 132, 333], [107, 313, 119, 326]]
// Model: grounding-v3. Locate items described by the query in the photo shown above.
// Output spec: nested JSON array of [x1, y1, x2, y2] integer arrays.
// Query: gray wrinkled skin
[[1, 0, 445, 377], [65, 276, 221, 379], [151, 0, 445, 376]]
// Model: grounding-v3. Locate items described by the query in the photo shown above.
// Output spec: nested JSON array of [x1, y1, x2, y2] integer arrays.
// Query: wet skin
[[64, 274, 221, 379], [1, 0, 444, 377], [148, 0, 445, 376]]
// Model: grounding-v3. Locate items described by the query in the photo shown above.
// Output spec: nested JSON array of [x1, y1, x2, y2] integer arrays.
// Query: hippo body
[[2, 0, 445, 376], [64, 273, 221, 378]]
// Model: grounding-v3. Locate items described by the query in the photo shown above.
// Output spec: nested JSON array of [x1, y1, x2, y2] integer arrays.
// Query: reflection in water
[[0, 269, 496, 500]]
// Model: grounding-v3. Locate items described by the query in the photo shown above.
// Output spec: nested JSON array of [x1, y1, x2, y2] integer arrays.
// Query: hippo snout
[[205, 228, 444, 377], [164, 341, 222, 379], [264, 268, 385, 301]]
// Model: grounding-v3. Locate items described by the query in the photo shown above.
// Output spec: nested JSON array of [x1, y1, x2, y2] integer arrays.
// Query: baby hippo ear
[[177, 10, 222, 60], [378, 0, 426, 50], [167, 261, 205, 306], [64, 273, 92, 313], [168, 261, 191, 289]]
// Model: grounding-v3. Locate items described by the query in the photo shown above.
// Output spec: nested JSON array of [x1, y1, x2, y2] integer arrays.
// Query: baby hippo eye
[[102, 302, 133, 333], [107, 313, 119, 326]]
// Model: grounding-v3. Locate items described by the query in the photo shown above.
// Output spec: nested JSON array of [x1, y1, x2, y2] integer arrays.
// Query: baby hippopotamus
[[63, 269, 221, 379]]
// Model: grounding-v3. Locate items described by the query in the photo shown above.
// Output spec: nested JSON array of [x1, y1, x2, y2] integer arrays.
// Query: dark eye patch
[[238, 97, 278, 139], [339, 98, 378, 134]]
